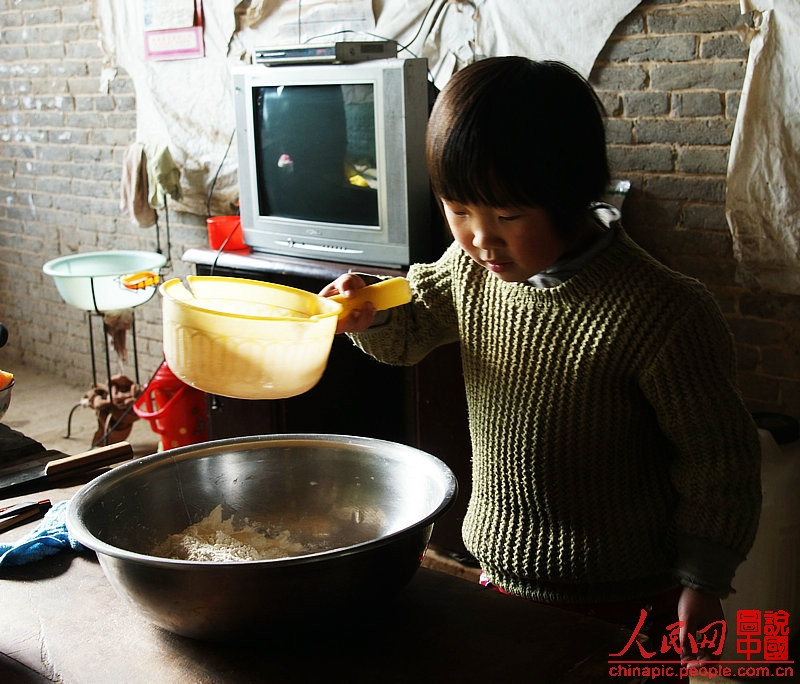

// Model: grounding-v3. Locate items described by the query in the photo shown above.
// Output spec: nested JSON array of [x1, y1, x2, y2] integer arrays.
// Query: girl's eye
[[443, 204, 468, 217], [498, 214, 522, 222]]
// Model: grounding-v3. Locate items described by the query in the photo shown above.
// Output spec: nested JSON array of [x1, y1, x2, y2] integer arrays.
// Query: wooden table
[[0, 421, 639, 683], [0, 484, 640, 683]]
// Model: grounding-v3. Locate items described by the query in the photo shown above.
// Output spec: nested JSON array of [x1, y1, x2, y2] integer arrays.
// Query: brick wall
[[1, 0, 798, 421], [593, 1, 800, 418], [0, 0, 203, 391]]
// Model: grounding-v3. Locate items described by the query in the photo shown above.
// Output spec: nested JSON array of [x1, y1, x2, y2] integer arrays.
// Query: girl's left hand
[[677, 586, 725, 666]]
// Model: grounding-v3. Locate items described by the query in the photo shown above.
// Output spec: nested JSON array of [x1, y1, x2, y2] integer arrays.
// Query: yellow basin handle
[[329, 277, 412, 318]]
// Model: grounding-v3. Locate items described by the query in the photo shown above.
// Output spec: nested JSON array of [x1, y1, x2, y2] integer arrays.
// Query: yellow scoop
[[160, 276, 411, 400], [328, 277, 412, 317]]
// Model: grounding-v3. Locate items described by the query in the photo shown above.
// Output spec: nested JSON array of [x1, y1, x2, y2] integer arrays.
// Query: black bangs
[[430, 117, 547, 210]]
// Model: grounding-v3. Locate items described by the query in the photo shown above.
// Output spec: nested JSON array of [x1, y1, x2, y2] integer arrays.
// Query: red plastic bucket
[[207, 216, 248, 251], [133, 360, 209, 449]]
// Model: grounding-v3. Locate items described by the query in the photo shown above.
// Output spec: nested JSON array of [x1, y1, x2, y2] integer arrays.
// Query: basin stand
[[87, 309, 141, 393], [65, 309, 141, 445]]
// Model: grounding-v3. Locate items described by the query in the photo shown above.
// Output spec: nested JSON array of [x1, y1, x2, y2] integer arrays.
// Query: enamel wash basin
[[43, 251, 167, 312]]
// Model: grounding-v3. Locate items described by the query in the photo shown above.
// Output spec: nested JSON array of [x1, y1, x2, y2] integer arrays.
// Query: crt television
[[232, 57, 440, 268]]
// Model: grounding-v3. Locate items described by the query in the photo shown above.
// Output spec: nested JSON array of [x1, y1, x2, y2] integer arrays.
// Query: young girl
[[321, 57, 761, 662]]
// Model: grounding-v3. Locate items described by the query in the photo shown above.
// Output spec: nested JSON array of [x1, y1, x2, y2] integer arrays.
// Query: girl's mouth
[[485, 260, 512, 274]]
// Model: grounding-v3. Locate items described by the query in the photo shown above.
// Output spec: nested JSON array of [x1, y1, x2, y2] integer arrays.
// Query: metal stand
[[64, 309, 140, 440], [87, 309, 140, 390], [64, 270, 143, 440]]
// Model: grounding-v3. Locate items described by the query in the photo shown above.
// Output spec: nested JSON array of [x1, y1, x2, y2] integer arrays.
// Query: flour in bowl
[[152, 505, 309, 562]]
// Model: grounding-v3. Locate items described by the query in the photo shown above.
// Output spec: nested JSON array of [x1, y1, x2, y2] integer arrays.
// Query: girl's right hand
[[319, 273, 377, 334]]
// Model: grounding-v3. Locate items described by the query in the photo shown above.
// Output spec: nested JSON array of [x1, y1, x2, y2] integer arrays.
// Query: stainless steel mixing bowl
[[67, 434, 457, 639]]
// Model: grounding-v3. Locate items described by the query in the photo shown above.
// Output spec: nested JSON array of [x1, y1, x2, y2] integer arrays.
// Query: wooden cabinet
[[184, 249, 473, 559]]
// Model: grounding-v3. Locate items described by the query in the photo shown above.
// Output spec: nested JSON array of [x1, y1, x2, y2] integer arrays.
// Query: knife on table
[[0, 442, 134, 497], [0, 499, 52, 532]]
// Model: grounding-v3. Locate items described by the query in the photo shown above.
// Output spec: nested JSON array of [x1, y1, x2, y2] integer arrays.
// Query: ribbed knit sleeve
[[349, 242, 462, 365], [637, 279, 761, 594], [349, 230, 761, 604]]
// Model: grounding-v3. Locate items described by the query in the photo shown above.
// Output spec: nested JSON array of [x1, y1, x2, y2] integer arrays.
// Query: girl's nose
[[472, 222, 500, 251]]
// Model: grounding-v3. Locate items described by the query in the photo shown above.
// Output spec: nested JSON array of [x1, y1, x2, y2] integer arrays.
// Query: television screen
[[254, 83, 379, 227]]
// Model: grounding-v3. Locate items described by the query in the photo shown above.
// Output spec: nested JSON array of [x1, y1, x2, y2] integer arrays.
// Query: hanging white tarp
[[93, 0, 640, 217], [726, 0, 800, 294]]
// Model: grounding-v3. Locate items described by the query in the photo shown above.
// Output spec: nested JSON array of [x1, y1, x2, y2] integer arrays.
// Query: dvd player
[[254, 40, 398, 66]]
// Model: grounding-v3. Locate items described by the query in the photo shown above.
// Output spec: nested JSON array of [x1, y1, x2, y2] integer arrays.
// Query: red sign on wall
[[144, 0, 205, 62]]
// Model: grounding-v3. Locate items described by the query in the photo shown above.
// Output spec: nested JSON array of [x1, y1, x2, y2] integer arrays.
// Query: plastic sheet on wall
[[374, 0, 641, 88], [726, 0, 800, 295], [94, 0, 641, 218]]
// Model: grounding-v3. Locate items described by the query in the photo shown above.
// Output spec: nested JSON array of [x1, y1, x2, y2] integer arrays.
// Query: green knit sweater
[[351, 228, 761, 604]]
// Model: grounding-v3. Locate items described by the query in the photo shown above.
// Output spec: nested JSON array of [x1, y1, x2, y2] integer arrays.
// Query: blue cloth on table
[[0, 500, 83, 566]]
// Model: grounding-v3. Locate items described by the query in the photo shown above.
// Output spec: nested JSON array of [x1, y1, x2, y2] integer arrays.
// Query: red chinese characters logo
[[736, 609, 791, 661], [609, 609, 727, 659]]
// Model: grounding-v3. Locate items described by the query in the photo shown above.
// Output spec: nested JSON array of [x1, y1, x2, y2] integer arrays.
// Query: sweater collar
[[527, 203, 621, 289]]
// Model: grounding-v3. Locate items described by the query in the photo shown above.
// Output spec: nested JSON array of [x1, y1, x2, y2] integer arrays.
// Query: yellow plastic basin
[[160, 275, 411, 400], [161, 276, 341, 400]]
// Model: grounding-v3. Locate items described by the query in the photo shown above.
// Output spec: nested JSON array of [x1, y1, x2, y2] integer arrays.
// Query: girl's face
[[441, 200, 570, 283]]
